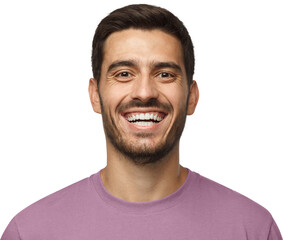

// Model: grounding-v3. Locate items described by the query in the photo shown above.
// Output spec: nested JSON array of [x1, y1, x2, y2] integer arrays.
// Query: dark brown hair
[[91, 4, 194, 86]]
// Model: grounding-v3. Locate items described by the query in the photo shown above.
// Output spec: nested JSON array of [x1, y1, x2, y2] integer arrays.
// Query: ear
[[187, 80, 199, 115], [88, 78, 102, 114]]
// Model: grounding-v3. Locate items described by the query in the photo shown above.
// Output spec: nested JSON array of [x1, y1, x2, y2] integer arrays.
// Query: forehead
[[102, 29, 184, 69]]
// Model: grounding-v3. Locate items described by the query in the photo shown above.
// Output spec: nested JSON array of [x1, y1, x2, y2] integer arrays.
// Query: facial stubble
[[99, 95, 188, 166]]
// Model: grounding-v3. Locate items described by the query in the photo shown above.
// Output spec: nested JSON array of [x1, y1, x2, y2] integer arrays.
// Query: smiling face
[[89, 29, 198, 165]]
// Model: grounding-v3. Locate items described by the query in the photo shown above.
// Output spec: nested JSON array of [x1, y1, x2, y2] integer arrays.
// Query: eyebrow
[[107, 60, 182, 74], [152, 62, 182, 73], [107, 60, 137, 74]]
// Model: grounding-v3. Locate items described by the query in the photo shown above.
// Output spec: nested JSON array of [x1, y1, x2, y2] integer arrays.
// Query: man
[[1, 4, 282, 240]]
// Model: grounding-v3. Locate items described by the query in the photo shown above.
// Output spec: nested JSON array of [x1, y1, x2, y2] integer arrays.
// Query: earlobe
[[187, 80, 199, 115], [88, 78, 102, 114]]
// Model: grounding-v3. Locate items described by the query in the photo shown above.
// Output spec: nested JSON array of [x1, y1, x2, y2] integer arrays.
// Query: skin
[[89, 29, 199, 202]]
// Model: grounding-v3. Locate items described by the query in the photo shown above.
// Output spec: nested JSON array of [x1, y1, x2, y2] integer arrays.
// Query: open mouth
[[124, 112, 166, 127]]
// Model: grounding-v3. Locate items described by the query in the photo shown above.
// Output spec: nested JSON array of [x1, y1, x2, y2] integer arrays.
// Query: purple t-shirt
[[1, 168, 282, 240]]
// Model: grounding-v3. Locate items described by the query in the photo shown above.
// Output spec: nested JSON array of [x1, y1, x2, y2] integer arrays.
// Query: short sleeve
[[1, 218, 21, 240], [268, 219, 282, 240]]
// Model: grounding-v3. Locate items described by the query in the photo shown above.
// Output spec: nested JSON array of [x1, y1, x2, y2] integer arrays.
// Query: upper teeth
[[126, 113, 163, 122]]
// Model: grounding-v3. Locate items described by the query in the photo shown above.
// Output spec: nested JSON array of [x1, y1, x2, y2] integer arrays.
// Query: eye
[[157, 72, 175, 79], [159, 72, 171, 78], [114, 71, 134, 81], [118, 72, 131, 77]]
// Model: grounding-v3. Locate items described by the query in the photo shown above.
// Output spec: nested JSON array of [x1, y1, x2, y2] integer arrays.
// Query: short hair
[[91, 4, 195, 86]]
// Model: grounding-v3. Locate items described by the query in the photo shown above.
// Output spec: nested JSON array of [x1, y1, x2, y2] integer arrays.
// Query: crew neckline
[[91, 167, 192, 215]]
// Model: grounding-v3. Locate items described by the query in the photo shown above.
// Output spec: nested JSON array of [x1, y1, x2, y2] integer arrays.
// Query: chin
[[111, 137, 175, 166]]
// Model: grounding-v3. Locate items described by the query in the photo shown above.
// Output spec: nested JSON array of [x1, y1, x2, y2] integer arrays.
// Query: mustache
[[117, 98, 172, 113]]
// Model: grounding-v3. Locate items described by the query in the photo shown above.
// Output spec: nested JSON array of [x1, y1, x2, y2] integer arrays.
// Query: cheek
[[160, 86, 188, 110], [100, 84, 130, 111]]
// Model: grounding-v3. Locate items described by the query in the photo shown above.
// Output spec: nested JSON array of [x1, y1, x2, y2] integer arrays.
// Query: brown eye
[[158, 72, 174, 78], [119, 72, 131, 77], [114, 71, 134, 82], [161, 72, 169, 78], [115, 72, 132, 78]]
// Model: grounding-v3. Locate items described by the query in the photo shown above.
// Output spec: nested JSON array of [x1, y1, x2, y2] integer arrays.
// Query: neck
[[100, 141, 188, 202]]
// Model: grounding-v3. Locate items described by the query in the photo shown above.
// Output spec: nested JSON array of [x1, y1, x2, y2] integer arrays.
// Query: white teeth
[[133, 121, 156, 126], [126, 113, 164, 123]]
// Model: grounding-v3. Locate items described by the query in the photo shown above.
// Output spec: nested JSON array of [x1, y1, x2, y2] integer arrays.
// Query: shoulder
[[12, 175, 95, 229], [195, 171, 271, 217], [187, 170, 275, 233]]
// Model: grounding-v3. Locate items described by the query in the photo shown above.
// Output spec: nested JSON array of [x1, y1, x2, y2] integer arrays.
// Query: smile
[[123, 112, 167, 127]]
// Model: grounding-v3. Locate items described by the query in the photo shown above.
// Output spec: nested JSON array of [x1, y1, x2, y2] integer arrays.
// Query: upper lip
[[120, 108, 168, 116]]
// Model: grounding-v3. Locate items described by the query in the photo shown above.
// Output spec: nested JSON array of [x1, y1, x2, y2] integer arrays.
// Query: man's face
[[90, 29, 198, 165]]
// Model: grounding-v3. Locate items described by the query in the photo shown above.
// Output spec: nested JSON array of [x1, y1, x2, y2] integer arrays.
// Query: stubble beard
[[100, 98, 188, 166]]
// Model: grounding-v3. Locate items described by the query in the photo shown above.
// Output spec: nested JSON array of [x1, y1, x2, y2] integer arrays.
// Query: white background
[[0, 0, 282, 235]]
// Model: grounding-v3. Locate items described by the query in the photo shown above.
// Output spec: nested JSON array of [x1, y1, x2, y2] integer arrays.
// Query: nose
[[130, 74, 159, 102]]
